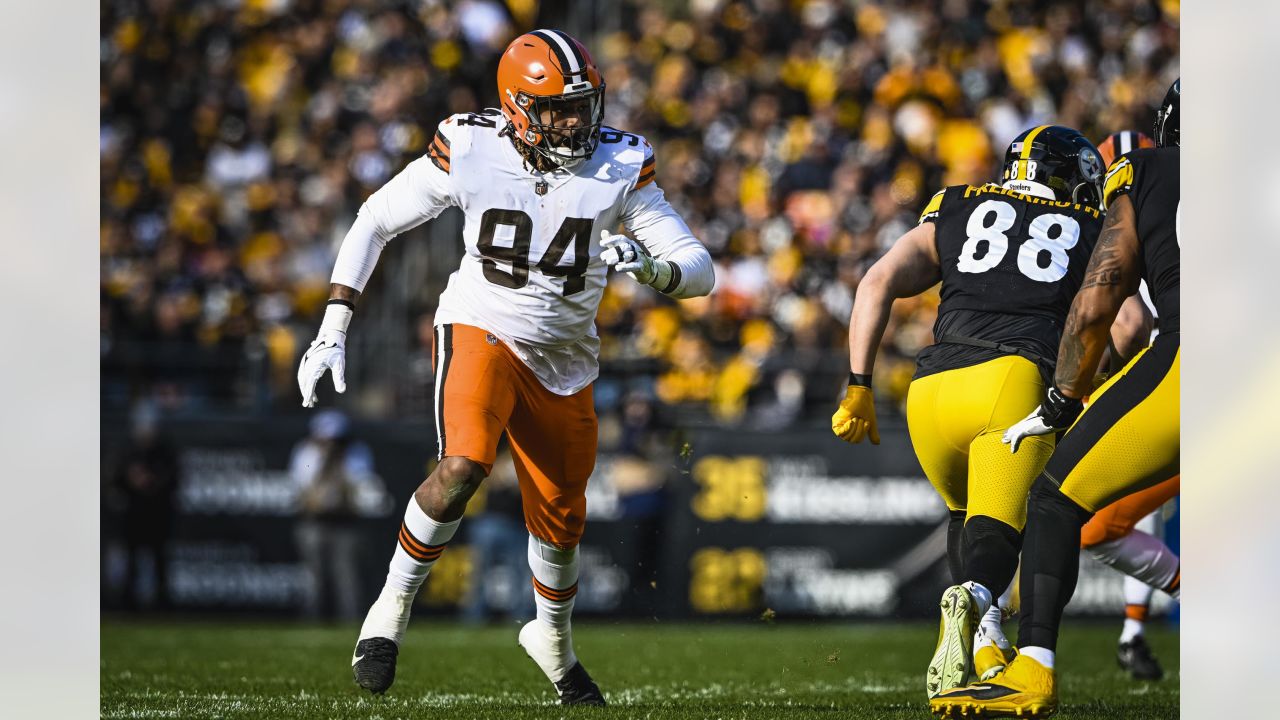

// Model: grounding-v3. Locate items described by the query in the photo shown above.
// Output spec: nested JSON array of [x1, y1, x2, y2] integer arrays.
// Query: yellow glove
[[831, 383, 880, 445]]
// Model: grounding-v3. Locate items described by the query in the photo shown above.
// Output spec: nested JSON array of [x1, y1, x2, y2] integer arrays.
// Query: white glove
[[599, 230, 673, 290], [1001, 386, 1084, 453], [298, 303, 351, 408], [1001, 408, 1055, 454]]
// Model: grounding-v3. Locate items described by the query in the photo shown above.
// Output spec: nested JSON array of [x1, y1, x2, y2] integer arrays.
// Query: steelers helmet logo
[[1078, 146, 1103, 183], [1075, 146, 1105, 181]]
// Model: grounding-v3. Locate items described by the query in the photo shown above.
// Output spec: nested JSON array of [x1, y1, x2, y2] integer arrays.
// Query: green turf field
[[101, 620, 1178, 719]]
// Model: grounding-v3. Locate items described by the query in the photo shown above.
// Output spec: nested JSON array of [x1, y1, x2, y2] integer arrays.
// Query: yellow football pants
[[906, 356, 1054, 531], [1046, 333, 1180, 512]]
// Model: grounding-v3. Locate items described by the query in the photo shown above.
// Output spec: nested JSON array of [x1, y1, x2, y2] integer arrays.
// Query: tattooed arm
[[1106, 293, 1153, 372], [1055, 195, 1143, 398]]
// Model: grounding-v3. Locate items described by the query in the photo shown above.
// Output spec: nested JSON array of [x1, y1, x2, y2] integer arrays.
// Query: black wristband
[[327, 298, 355, 309], [848, 372, 872, 388], [659, 261, 682, 294], [1043, 385, 1084, 428]]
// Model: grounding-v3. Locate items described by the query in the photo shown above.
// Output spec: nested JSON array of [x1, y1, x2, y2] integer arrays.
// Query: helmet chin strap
[[1070, 182, 1096, 207]]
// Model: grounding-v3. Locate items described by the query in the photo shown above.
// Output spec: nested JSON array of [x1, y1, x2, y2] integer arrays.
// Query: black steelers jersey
[[1103, 147, 1180, 333], [915, 184, 1105, 379]]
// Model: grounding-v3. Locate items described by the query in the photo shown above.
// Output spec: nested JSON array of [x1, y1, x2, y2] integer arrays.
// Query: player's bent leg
[[907, 372, 978, 697], [353, 323, 515, 694], [353, 457, 488, 694], [940, 340, 1182, 714], [911, 358, 1046, 697], [1088, 530, 1179, 601], [1092, 526, 1175, 680], [932, 474, 1084, 718], [958, 366, 1053, 686]]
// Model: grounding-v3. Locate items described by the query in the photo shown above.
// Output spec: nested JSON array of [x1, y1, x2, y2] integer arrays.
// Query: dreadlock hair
[[500, 122, 560, 174]]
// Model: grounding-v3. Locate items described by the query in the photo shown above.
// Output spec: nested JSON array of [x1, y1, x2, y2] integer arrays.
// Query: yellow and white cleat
[[926, 585, 978, 697], [929, 654, 1058, 717], [974, 641, 1017, 681]]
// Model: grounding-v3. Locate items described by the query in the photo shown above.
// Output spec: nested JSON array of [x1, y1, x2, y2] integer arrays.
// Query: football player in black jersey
[[1087, 128, 1179, 683], [932, 79, 1180, 719], [831, 125, 1107, 698]]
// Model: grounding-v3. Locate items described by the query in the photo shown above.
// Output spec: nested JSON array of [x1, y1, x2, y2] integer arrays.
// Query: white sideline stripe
[[433, 325, 445, 458]]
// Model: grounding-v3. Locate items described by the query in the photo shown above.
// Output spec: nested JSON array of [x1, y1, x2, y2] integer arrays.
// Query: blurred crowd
[[101, 0, 1179, 426]]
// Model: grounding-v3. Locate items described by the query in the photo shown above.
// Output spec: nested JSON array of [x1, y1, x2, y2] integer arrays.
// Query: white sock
[[977, 604, 1012, 650], [1086, 530, 1179, 594], [1120, 574, 1153, 643], [528, 535, 579, 633], [1120, 617, 1146, 644], [1123, 573, 1155, 608], [384, 499, 460, 594], [963, 581, 993, 618], [1020, 645, 1055, 670]]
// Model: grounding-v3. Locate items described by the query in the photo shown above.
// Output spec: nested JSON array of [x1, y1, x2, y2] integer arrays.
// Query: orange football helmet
[[497, 29, 605, 168], [1096, 130, 1156, 167]]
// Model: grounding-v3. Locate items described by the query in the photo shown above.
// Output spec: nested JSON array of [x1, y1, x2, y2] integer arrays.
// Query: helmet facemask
[[511, 84, 606, 169]]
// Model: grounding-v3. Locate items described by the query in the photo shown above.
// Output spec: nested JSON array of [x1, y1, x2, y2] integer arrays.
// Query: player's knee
[[961, 515, 1022, 589], [964, 515, 1021, 548], [437, 456, 486, 495], [1028, 473, 1092, 526], [417, 456, 487, 518]]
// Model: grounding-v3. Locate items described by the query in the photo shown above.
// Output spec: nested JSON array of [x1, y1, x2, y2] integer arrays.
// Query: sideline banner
[[100, 416, 1172, 619]]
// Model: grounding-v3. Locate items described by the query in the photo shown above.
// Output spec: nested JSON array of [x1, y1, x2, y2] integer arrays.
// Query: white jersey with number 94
[[330, 109, 712, 396]]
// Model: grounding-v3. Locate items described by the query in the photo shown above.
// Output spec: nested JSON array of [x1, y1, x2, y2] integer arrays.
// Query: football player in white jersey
[[296, 28, 714, 704]]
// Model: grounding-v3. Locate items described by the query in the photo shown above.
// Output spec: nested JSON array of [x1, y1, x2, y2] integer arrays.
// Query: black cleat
[[352, 637, 399, 694], [1117, 635, 1164, 681], [553, 662, 606, 706]]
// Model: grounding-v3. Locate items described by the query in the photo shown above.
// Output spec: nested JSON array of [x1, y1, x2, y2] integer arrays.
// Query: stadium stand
[[100, 0, 1179, 427]]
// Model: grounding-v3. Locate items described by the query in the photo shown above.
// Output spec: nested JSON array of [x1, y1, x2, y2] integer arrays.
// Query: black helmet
[[1000, 125, 1105, 209], [1153, 78, 1179, 148]]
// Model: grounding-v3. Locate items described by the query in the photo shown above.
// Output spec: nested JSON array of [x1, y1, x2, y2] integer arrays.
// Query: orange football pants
[[1080, 475, 1180, 548], [432, 323, 598, 548]]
